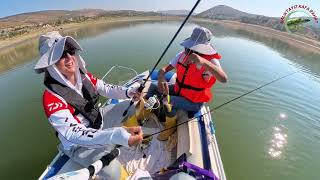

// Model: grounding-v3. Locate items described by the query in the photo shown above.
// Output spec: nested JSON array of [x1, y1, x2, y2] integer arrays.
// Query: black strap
[[176, 62, 189, 95], [72, 109, 80, 116], [44, 72, 102, 129], [176, 78, 205, 92], [177, 62, 188, 68]]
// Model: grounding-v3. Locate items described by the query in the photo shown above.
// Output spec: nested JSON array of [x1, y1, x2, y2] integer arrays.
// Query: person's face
[[56, 43, 77, 78]]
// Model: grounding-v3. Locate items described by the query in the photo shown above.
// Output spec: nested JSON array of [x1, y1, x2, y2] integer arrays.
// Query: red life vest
[[174, 51, 221, 103]]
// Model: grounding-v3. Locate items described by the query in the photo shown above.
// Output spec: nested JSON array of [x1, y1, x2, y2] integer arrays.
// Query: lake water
[[0, 20, 319, 179]]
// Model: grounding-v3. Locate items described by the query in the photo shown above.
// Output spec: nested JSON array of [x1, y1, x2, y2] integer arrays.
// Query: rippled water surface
[[0, 21, 319, 179]]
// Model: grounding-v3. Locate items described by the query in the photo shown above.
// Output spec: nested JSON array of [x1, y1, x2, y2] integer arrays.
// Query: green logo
[[281, 5, 318, 34]]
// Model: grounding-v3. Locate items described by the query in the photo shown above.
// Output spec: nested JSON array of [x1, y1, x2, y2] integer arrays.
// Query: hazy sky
[[1, 0, 320, 18]]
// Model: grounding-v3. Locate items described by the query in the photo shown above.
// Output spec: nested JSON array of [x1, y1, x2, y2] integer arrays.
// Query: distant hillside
[[99, 10, 160, 17], [196, 5, 283, 31], [197, 5, 257, 19], [157, 10, 190, 16], [0, 9, 107, 29], [196, 5, 319, 40], [0, 9, 161, 39], [0, 9, 161, 29], [1, 6, 319, 41]]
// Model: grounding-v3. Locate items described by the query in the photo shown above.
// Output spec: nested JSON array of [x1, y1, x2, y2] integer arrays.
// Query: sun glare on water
[[268, 112, 288, 159], [279, 113, 287, 120]]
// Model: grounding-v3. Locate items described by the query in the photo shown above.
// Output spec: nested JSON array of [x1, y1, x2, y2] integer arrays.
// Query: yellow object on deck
[[123, 99, 152, 127], [157, 115, 177, 141], [119, 165, 129, 180]]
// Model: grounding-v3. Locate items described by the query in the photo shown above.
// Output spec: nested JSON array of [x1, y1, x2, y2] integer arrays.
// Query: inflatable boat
[[39, 66, 227, 180]]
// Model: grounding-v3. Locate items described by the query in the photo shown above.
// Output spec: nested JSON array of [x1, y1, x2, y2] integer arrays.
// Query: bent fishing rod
[[47, 72, 296, 179], [143, 71, 297, 139], [123, 0, 202, 116]]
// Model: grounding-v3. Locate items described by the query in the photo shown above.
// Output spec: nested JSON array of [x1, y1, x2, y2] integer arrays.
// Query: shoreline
[[0, 16, 173, 52], [0, 16, 175, 73], [0, 16, 319, 73], [192, 18, 320, 54], [1, 16, 319, 53]]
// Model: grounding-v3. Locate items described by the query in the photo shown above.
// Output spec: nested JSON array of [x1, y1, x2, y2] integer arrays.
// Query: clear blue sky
[[1, 0, 320, 18]]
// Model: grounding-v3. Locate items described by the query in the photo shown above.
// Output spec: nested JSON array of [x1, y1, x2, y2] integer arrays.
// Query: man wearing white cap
[[35, 31, 143, 179], [149, 26, 228, 141]]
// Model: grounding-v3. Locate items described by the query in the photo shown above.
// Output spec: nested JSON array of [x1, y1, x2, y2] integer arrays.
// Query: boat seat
[[176, 110, 204, 168]]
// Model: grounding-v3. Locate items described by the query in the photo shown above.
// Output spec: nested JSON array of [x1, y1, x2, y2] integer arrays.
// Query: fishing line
[[143, 71, 297, 139], [123, 0, 202, 116], [91, 72, 297, 173]]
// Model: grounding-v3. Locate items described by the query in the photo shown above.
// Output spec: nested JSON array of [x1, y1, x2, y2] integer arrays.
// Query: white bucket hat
[[34, 31, 86, 74], [180, 27, 216, 55]]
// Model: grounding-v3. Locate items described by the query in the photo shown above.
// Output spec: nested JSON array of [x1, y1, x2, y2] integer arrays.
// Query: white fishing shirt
[[43, 71, 131, 150]]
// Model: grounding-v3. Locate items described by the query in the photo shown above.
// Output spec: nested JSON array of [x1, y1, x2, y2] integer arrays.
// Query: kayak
[[39, 67, 227, 180]]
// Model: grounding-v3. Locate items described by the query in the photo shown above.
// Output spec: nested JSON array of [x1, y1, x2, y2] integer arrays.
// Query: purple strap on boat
[[182, 162, 220, 180]]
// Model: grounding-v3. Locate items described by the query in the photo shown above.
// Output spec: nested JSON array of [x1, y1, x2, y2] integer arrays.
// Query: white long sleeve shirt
[[43, 72, 131, 150]]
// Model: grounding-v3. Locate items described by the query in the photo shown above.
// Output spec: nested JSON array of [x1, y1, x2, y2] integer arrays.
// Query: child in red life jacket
[[147, 26, 228, 141]]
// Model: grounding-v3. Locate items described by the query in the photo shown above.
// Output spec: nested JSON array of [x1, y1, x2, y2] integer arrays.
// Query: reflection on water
[[60, 20, 162, 41], [0, 20, 319, 180], [268, 113, 288, 159], [195, 21, 320, 79], [0, 19, 165, 74], [0, 39, 38, 73], [2, 19, 320, 78]]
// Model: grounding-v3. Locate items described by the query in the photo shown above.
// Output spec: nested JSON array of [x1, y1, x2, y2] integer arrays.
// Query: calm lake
[[0, 20, 319, 179]]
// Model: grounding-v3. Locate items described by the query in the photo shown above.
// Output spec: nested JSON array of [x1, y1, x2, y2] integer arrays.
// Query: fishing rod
[[143, 71, 297, 139], [46, 72, 296, 179], [122, 0, 202, 116]]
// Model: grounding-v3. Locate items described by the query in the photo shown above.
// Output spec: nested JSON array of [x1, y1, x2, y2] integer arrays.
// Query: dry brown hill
[[0, 9, 106, 28], [196, 5, 319, 40]]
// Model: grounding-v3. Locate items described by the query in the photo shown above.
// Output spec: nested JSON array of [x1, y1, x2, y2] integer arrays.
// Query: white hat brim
[[34, 36, 82, 73], [180, 38, 216, 55]]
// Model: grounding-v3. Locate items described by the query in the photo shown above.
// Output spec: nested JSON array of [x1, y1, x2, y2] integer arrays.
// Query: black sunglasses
[[185, 48, 203, 56], [61, 48, 76, 59]]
